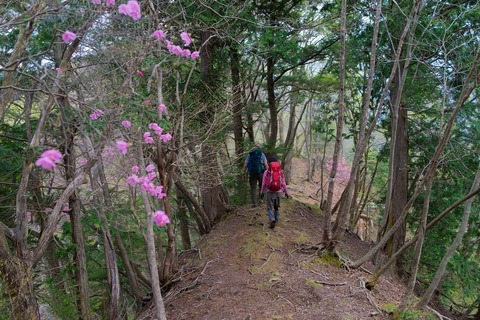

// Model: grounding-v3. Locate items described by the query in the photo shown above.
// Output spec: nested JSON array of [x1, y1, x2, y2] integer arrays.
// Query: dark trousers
[[249, 172, 263, 206]]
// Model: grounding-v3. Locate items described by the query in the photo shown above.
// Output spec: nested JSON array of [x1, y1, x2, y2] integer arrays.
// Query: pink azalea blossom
[[131, 165, 139, 173], [148, 123, 163, 135], [152, 30, 166, 40], [144, 132, 154, 144], [191, 51, 200, 59], [148, 123, 160, 130], [89, 109, 104, 120], [158, 103, 167, 112], [121, 120, 131, 127], [91, 0, 101, 4], [116, 140, 128, 155], [106, 0, 115, 6], [144, 100, 150, 105], [137, 70, 143, 76], [62, 31, 76, 43], [182, 49, 191, 58], [180, 32, 191, 46], [42, 149, 63, 162], [153, 210, 170, 226], [126, 174, 140, 186], [147, 172, 156, 180], [160, 133, 172, 142], [35, 157, 56, 170], [146, 164, 156, 172], [118, 0, 141, 20], [35, 149, 62, 170], [55, 67, 61, 73], [169, 45, 183, 56]]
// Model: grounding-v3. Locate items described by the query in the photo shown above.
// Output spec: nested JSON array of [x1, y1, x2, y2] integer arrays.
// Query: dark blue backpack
[[248, 148, 264, 175]]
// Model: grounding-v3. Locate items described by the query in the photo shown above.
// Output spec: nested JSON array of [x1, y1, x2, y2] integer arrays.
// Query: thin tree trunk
[[174, 178, 211, 232], [266, 55, 278, 147], [321, 0, 347, 247], [90, 159, 122, 320], [135, 143, 167, 320], [230, 45, 247, 203], [64, 130, 91, 319]]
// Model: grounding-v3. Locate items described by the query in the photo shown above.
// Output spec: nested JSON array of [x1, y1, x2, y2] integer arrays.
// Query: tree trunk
[[90, 160, 122, 320], [135, 143, 167, 320], [321, 0, 347, 248], [230, 44, 247, 203], [63, 128, 91, 319], [2, 258, 40, 319], [177, 193, 192, 250], [266, 55, 278, 147], [387, 101, 408, 275]]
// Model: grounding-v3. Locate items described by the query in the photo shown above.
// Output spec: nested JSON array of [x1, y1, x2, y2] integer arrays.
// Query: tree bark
[[64, 130, 91, 319], [322, 0, 347, 247], [266, 55, 278, 147]]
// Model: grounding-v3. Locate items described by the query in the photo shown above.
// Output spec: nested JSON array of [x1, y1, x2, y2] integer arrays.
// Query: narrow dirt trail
[[136, 158, 405, 319]]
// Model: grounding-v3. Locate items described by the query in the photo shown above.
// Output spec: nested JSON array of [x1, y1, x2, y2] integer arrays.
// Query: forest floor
[[155, 159, 411, 319]]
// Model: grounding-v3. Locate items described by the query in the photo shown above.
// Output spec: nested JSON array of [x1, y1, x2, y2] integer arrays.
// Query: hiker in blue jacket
[[243, 145, 268, 207]]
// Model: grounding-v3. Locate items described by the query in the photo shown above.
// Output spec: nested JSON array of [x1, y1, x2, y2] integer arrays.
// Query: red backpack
[[266, 162, 283, 191]]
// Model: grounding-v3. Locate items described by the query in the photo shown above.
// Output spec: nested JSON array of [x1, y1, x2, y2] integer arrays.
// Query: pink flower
[[91, 0, 101, 4], [146, 164, 156, 172], [62, 31, 76, 43], [137, 70, 143, 76], [35, 157, 56, 170], [152, 30, 166, 40], [169, 45, 183, 56], [160, 133, 172, 142], [118, 0, 141, 20], [55, 67, 61, 73], [153, 210, 170, 226], [144, 100, 150, 105], [148, 123, 163, 135], [182, 49, 191, 58], [116, 140, 128, 155], [131, 165, 139, 173], [191, 51, 200, 59], [35, 149, 62, 170], [155, 186, 166, 199], [106, 0, 115, 6], [180, 32, 191, 46], [147, 172, 156, 180], [126, 174, 140, 186], [158, 103, 167, 112], [121, 120, 131, 127], [42, 149, 63, 162], [144, 132, 154, 144], [89, 109, 104, 121]]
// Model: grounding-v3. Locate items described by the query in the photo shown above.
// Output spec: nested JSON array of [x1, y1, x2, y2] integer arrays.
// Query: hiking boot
[[269, 220, 276, 229]]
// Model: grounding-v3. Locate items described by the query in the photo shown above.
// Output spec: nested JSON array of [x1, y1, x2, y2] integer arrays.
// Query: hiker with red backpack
[[243, 145, 268, 207], [260, 156, 290, 229]]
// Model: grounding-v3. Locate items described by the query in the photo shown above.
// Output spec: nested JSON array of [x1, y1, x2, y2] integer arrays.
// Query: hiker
[[243, 145, 268, 207], [260, 156, 289, 229]]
